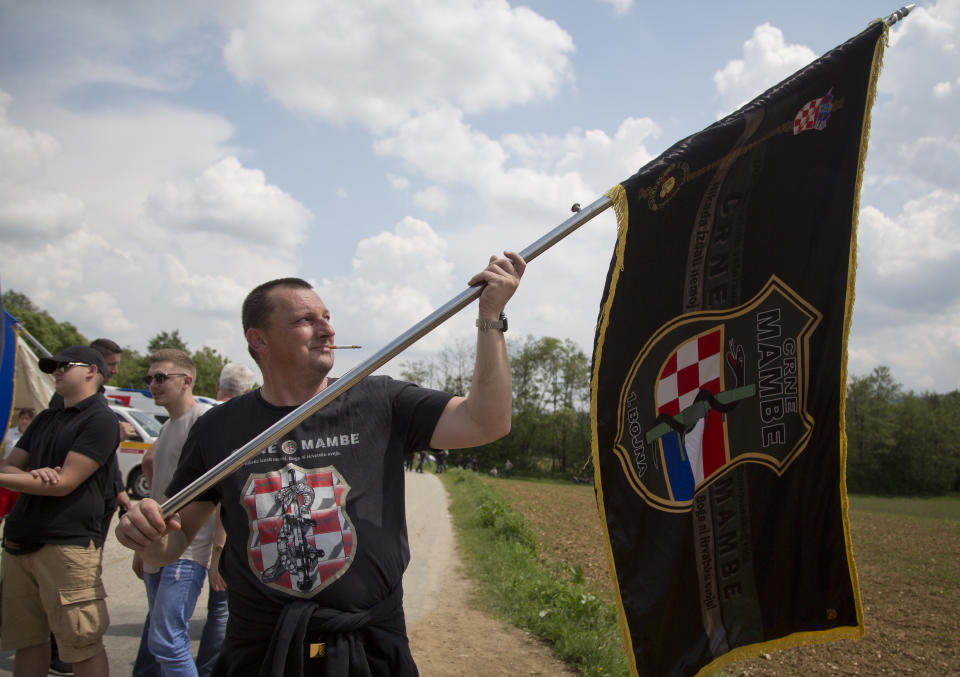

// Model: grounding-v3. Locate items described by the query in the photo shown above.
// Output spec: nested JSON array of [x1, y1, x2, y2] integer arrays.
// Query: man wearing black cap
[[0, 345, 120, 677]]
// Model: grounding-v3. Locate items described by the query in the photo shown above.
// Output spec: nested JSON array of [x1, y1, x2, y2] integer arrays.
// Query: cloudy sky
[[0, 0, 957, 392]]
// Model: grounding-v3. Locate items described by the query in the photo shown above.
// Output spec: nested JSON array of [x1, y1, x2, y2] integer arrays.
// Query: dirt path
[[404, 471, 577, 676]]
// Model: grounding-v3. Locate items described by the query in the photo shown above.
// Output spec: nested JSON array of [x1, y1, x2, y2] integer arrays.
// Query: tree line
[[404, 341, 960, 495], [401, 335, 592, 477], [2, 290, 232, 398], [846, 366, 960, 495]]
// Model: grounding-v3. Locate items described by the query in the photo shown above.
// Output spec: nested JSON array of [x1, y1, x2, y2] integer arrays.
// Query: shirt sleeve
[[390, 379, 455, 452], [165, 419, 220, 504], [71, 409, 121, 466]]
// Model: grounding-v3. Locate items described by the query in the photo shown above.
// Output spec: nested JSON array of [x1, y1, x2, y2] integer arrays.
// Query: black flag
[[591, 19, 886, 677]]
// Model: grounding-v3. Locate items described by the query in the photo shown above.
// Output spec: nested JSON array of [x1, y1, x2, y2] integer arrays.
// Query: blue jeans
[[195, 588, 228, 677], [136, 560, 207, 677]]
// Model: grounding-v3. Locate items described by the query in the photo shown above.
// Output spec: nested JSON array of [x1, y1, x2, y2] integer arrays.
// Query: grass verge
[[849, 493, 960, 521], [441, 468, 628, 676]]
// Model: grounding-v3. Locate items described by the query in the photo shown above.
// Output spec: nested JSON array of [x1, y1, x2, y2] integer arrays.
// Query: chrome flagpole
[[14, 322, 52, 358], [884, 4, 915, 26], [160, 194, 613, 516]]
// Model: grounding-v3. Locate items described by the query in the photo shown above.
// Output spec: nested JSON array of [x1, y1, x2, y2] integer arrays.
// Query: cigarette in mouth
[[329, 345, 362, 350]]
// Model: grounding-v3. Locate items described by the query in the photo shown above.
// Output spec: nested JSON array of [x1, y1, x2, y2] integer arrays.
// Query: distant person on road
[[0, 346, 119, 677], [117, 252, 524, 675]]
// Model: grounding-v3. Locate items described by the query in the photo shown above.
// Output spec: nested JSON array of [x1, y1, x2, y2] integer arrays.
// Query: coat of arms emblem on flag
[[615, 277, 821, 510], [242, 463, 355, 598]]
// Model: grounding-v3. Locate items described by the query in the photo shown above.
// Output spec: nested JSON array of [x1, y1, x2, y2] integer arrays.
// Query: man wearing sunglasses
[[118, 252, 524, 676], [132, 349, 213, 677], [0, 345, 119, 677]]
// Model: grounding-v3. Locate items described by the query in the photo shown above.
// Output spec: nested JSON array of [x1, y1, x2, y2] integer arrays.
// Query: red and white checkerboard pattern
[[655, 329, 723, 417], [793, 96, 824, 135], [243, 465, 353, 595]]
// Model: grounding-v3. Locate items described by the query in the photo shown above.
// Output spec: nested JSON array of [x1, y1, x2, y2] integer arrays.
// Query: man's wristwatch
[[476, 312, 508, 332]]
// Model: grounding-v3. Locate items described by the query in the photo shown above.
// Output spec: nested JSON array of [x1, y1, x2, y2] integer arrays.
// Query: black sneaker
[[49, 657, 74, 676]]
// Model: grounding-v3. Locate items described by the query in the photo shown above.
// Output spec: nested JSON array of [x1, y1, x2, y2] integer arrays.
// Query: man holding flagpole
[[117, 251, 524, 676]]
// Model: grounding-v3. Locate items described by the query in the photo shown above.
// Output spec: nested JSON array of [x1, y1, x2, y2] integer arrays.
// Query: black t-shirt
[[166, 376, 453, 618], [5, 392, 120, 550]]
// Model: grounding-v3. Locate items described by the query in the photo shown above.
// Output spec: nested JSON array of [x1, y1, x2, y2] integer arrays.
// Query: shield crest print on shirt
[[613, 276, 822, 512], [242, 463, 355, 597]]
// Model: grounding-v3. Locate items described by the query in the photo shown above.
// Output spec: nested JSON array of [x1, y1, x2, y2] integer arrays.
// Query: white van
[[105, 386, 168, 423], [110, 404, 162, 499]]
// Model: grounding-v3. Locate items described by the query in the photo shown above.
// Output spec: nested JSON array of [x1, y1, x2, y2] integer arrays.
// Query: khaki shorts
[[1, 543, 109, 662]]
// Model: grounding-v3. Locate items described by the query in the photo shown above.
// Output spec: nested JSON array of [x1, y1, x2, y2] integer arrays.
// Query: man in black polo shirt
[[0, 345, 120, 677]]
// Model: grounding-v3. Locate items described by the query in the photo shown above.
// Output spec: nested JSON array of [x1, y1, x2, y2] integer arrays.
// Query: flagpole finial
[[884, 4, 915, 26]]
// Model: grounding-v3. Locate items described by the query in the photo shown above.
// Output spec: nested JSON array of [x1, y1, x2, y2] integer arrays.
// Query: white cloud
[[316, 217, 457, 361], [933, 80, 953, 98], [336, 186, 348, 200], [595, 0, 633, 15], [375, 108, 658, 220], [848, 303, 960, 391], [63, 291, 138, 336], [713, 23, 816, 115], [220, 0, 574, 130], [0, 90, 61, 179], [0, 190, 85, 243], [412, 185, 450, 213], [0, 94, 307, 367], [146, 156, 313, 250], [351, 216, 453, 290], [0, 90, 85, 243], [387, 174, 410, 191], [849, 191, 960, 391], [868, 0, 960, 198], [860, 191, 960, 278]]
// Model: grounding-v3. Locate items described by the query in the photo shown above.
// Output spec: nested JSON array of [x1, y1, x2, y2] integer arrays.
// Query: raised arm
[[430, 251, 525, 450]]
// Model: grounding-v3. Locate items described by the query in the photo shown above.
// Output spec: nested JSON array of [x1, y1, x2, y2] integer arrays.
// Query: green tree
[[891, 390, 960, 495], [147, 329, 189, 353], [403, 334, 592, 475], [112, 348, 147, 389], [845, 366, 900, 493], [192, 345, 229, 398], [2, 289, 87, 354]]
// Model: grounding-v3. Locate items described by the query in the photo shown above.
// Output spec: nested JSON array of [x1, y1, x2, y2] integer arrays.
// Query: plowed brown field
[[491, 478, 960, 676]]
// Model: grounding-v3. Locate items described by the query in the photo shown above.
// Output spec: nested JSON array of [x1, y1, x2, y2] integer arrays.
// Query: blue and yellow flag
[[591, 19, 886, 677]]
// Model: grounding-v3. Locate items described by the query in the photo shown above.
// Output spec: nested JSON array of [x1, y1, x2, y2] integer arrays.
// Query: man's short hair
[[148, 349, 196, 379], [218, 363, 256, 398], [90, 338, 122, 357], [17, 407, 35, 419], [242, 278, 313, 361]]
